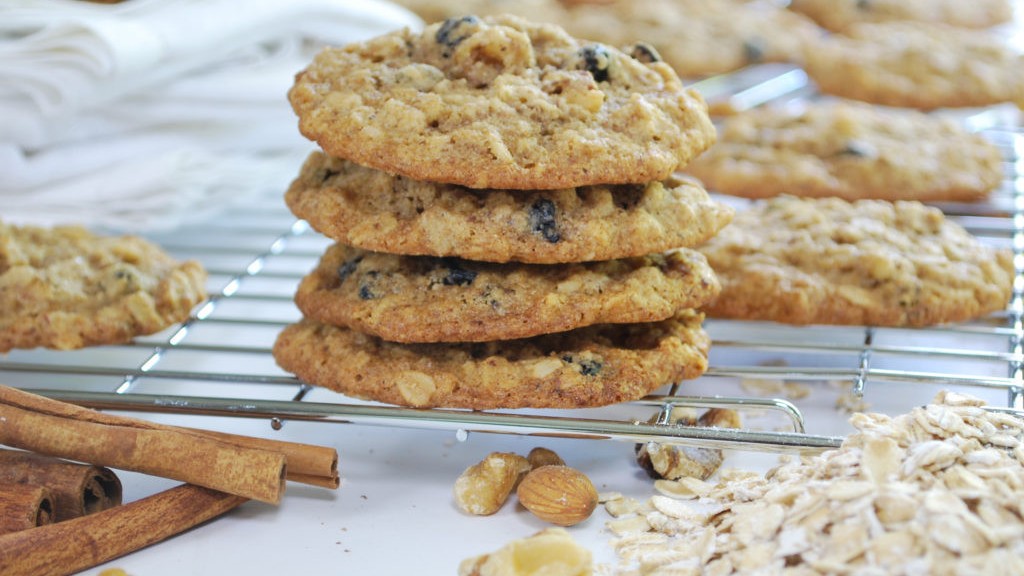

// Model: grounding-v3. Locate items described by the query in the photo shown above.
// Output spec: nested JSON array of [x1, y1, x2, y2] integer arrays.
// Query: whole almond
[[516, 465, 598, 526]]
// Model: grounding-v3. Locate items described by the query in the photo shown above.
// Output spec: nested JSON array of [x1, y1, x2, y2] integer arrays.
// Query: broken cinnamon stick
[[0, 483, 246, 576], [0, 484, 54, 535], [0, 449, 121, 521], [0, 385, 339, 491]]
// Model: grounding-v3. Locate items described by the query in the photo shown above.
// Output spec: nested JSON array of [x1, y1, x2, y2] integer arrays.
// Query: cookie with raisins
[[686, 102, 1003, 202], [559, 0, 822, 78], [294, 243, 719, 343], [697, 196, 1014, 327], [272, 311, 710, 409], [286, 152, 733, 264], [0, 221, 207, 352], [288, 14, 714, 189]]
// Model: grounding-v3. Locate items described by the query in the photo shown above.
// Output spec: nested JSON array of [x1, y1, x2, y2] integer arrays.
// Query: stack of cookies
[[272, 15, 732, 410]]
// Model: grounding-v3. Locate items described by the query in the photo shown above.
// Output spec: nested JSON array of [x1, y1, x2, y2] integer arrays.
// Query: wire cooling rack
[[3, 65, 1023, 454]]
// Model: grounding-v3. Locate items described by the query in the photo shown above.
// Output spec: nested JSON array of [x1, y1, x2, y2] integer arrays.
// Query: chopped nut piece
[[517, 465, 598, 527], [527, 447, 565, 470], [454, 452, 531, 516], [458, 528, 592, 576], [635, 408, 741, 481], [698, 408, 741, 429]]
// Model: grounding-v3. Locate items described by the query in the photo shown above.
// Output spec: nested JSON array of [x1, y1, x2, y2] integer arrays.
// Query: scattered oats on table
[[600, 390, 1024, 574]]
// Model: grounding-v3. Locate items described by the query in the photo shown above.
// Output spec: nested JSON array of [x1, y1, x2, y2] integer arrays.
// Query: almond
[[516, 465, 598, 526]]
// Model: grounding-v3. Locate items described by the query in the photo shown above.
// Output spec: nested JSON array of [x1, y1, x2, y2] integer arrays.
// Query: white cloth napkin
[[0, 0, 423, 232]]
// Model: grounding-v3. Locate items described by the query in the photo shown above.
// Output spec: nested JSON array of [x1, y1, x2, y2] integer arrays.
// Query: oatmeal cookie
[[686, 102, 1004, 202], [288, 14, 715, 189], [788, 0, 1014, 32], [803, 21, 1024, 110], [295, 244, 720, 343], [272, 311, 710, 409], [697, 196, 1014, 326], [559, 0, 822, 77], [0, 222, 207, 352], [286, 152, 733, 263], [390, 0, 566, 24]]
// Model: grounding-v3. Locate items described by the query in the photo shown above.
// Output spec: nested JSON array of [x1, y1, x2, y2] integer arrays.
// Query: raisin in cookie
[[272, 311, 710, 409], [803, 21, 1024, 110], [559, 0, 822, 77], [286, 152, 733, 263], [295, 244, 719, 343], [697, 196, 1014, 327], [288, 14, 715, 189], [686, 102, 1004, 202], [0, 222, 207, 352], [788, 0, 1014, 32]]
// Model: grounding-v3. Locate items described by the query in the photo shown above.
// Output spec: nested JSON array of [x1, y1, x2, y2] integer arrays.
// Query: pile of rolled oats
[[599, 391, 1024, 575]]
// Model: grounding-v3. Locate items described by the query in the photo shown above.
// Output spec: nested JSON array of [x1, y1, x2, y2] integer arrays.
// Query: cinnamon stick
[[187, 427, 339, 489], [0, 483, 246, 576], [0, 385, 339, 490], [0, 484, 54, 535], [0, 449, 121, 521]]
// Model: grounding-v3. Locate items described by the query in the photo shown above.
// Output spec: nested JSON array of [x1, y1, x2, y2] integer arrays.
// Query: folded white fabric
[[0, 0, 423, 232]]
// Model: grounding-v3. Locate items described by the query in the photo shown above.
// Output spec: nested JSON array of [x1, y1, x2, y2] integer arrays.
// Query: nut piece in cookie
[[288, 15, 714, 189], [0, 222, 207, 352], [698, 196, 1014, 327], [686, 102, 1003, 203], [272, 311, 710, 410]]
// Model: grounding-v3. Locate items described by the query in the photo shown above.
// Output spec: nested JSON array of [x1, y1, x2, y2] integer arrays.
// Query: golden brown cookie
[[294, 244, 719, 343], [788, 0, 1014, 32], [803, 21, 1024, 110], [272, 311, 710, 409], [0, 222, 207, 352], [288, 14, 715, 189], [686, 102, 1004, 202], [559, 0, 822, 77], [391, 0, 567, 24], [286, 152, 733, 264], [698, 196, 1014, 327]]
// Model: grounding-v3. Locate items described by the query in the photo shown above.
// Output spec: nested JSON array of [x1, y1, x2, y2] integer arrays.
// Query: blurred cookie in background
[[558, 0, 823, 77], [686, 101, 1004, 202], [803, 21, 1024, 110], [390, 0, 567, 23], [788, 0, 1014, 32]]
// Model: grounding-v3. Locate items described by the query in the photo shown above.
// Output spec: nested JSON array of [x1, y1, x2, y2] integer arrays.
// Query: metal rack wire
[[3, 67, 1022, 454]]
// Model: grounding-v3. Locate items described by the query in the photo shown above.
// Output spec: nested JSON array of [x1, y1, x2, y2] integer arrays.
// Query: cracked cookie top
[[288, 14, 715, 189]]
